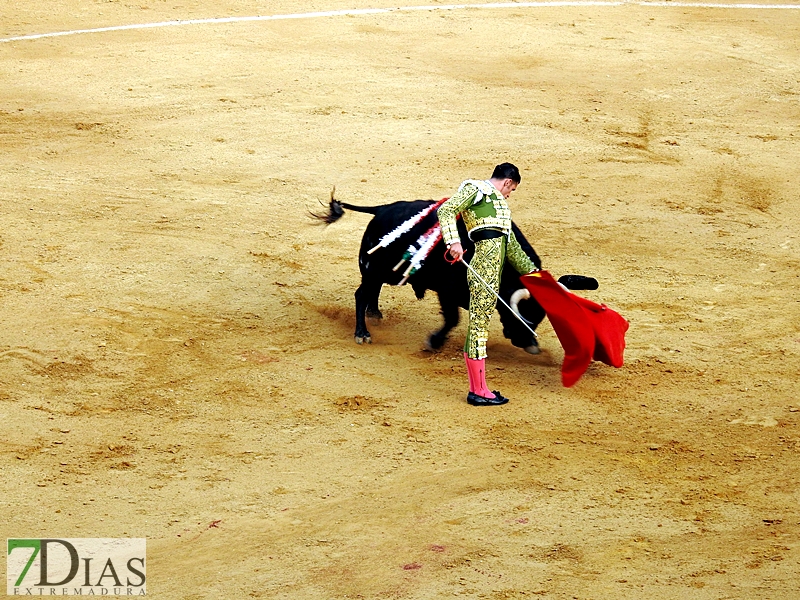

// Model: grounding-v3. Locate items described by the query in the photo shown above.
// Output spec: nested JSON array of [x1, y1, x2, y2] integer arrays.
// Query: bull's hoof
[[355, 335, 372, 345], [426, 333, 446, 351], [366, 308, 383, 319], [524, 343, 541, 355]]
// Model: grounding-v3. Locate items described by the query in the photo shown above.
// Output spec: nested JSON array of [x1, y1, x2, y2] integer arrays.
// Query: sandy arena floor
[[2, 1, 800, 598]]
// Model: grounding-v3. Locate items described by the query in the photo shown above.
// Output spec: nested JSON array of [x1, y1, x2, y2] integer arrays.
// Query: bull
[[313, 193, 549, 354]]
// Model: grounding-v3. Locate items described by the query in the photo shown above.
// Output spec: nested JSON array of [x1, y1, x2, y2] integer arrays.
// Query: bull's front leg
[[354, 279, 381, 344], [427, 292, 460, 350]]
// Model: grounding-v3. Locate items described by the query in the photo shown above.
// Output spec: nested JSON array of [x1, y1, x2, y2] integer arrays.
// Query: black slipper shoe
[[467, 391, 509, 406], [491, 390, 510, 403]]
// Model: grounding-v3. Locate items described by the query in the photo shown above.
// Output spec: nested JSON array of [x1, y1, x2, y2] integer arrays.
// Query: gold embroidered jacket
[[437, 180, 536, 275]]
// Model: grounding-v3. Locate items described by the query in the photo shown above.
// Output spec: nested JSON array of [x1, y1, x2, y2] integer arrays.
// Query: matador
[[437, 163, 537, 406]]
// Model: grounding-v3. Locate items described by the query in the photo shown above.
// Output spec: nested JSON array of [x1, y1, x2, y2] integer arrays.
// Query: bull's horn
[[509, 288, 531, 313], [330, 185, 336, 202], [509, 288, 534, 325]]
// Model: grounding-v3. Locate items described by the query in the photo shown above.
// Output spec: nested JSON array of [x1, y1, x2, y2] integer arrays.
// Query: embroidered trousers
[[465, 236, 506, 360]]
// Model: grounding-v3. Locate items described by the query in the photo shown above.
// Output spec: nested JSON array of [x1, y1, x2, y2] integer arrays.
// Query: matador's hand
[[448, 242, 464, 261]]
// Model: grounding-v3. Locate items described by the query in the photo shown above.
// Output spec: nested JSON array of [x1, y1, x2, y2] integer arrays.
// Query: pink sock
[[464, 354, 494, 398], [463, 352, 477, 393]]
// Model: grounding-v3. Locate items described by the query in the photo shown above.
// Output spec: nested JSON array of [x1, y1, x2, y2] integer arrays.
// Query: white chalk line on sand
[[1, 2, 798, 44]]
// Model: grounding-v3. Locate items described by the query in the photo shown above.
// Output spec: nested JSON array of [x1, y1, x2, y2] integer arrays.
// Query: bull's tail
[[310, 186, 381, 225]]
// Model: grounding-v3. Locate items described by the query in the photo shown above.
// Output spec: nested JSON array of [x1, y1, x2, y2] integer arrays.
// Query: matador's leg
[[463, 238, 509, 406], [465, 238, 504, 360]]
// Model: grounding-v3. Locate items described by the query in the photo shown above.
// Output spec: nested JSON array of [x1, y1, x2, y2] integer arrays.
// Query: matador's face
[[498, 179, 518, 199]]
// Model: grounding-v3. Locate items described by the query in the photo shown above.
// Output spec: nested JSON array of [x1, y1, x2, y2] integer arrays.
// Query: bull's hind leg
[[366, 285, 383, 320], [427, 292, 460, 350], [354, 279, 381, 344]]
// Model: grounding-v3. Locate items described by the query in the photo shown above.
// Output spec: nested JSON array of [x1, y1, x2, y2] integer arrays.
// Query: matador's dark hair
[[491, 162, 521, 183]]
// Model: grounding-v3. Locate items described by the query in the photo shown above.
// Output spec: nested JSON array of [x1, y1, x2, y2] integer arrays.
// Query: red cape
[[520, 271, 629, 387]]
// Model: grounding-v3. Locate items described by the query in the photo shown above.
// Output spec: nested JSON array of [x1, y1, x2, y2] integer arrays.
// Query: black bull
[[314, 198, 547, 354]]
